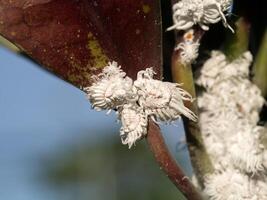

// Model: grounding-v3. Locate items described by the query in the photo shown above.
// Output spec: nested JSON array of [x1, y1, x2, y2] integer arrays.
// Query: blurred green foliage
[[42, 135, 186, 200]]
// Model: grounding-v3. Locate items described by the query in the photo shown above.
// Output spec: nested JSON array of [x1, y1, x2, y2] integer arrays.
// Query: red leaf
[[0, 0, 162, 88], [0, 3, 203, 197]]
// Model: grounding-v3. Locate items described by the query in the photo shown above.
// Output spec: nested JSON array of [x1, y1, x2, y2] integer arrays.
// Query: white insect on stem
[[167, 0, 234, 32], [85, 62, 197, 148], [84, 61, 137, 112], [196, 51, 267, 199], [119, 104, 148, 149], [228, 125, 265, 174], [176, 29, 200, 64], [134, 68, 197, 123], [204, 170, 251, 200], [167, 0, 203, 31], [196, 51, 253, 90]]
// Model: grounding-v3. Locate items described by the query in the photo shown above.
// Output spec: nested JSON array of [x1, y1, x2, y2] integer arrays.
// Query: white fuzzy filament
[[85, 62, 197, 148], [196, 51, 267, 199], [167, 0, 234, 32]]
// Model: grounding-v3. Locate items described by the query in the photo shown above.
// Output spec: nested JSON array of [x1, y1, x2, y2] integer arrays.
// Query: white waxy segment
[[196, 51, 252, 89], [84, 62, 137, 112], [176, 29, 200, 64], [167, 0, 234, 32], [119, 104, 148, 149], [228, 126, 265, 174], [204, 170, 251, 200], [134, 68, 197, 123]]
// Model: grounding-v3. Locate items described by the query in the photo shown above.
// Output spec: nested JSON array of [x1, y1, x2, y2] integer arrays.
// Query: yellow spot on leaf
[[87, 32, 108, 69], [142, 4, 151, 14]]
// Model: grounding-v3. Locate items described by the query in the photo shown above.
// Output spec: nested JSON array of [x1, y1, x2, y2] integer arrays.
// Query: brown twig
[[146, 120, 204, 200]]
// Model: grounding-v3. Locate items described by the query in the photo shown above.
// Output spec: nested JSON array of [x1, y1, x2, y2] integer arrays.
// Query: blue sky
[[0, 46, 191, 200], [0, 47, 121, 200]]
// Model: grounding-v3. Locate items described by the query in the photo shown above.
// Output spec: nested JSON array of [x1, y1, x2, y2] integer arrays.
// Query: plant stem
[[223, 18, 250, 61], [253, 29, 267, 97], [171, 27, 214, 187], [146, 121, 204, 200]]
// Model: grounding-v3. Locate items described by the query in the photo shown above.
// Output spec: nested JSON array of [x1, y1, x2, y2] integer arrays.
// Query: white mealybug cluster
[[176, 29, 200, 64], [167, 0, 234, 32], [85, 62, 197, 148], [204, 170, 251, 200], [134, 68, 197, 123], [196, 51, 252, 89], [196, 51, 267, 199]]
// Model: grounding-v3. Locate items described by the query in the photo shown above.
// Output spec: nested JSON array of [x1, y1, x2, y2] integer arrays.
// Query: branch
[[171, 27, 214, 186], [223, 18, 251, 61], [146, 120, 204, 200]]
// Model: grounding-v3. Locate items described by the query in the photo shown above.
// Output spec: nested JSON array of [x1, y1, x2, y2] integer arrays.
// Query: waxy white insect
[[176, 29, 200, 64], [167, 0, 234, 32], [84, 62, 137, 112], [119, 104, 148, 148], [196, 51, 253, 89], [204, 170, 251, 200], [228, 126, 265, 174], [134, 68, 197, 123]]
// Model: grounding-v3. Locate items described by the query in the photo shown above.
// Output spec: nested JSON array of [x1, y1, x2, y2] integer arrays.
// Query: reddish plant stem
[[146, 121, 203, 200]]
